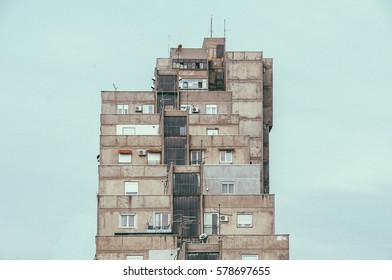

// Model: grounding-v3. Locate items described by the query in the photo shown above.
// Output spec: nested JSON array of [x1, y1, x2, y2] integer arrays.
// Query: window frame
[[241, 254, 259, 260], [222, 181, 235, 194], [219, 150, 233, 163], [118, 153, 132, 163], [206, 104, 217, 115], [190, 150, 203, 165], [207, 128, 219, 135], [237, 212, 253, 228], [147, 152, 161, 165], [119, 214, 136, 228], [153, 212, 170, 230], [204, 212, 219, 235], [117, 104, 129, 114], [124, 181, 138, 195], [142, 104, 154, 114]]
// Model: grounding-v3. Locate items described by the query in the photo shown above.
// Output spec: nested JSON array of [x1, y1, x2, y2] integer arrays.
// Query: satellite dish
[[199, 233, 208, 240]]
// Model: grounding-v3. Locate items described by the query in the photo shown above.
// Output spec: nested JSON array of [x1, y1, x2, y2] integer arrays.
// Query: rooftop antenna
[[224, 19, 231, 38], [112, 83, 118, 91], [168, 34, 171, 56], [210, 15, 213, 38]]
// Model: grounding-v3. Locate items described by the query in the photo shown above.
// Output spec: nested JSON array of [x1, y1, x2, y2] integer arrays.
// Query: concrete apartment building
[[95, 37, 289, 260]]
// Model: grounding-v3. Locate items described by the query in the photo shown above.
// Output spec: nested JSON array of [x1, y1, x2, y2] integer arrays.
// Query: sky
[[0, 0, 391, 260]]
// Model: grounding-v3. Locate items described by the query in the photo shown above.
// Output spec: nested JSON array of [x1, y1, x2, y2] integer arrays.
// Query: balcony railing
[[147, 224, 171, 233]]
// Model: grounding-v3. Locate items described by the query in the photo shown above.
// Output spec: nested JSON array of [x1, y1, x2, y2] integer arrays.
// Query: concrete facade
[[95, 37, 289, 260]]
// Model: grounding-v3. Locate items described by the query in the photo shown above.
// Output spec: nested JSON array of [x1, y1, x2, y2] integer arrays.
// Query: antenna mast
[[210, 15, 213, 38]]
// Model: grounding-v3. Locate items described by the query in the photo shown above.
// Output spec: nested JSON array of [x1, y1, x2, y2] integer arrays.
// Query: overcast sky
[[1, 0, 391, 260]]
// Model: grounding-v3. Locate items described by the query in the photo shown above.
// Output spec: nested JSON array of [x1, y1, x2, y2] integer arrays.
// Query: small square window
[[119, 153, 132, 163], [237, 212, 253, 228], [120, 214, 136, 228], [147, 152, 160, 165], [219, 150, 233, 163], [222, 182, 235, 194], [125, 181, 138, 195], [206, 104, 217, 114], [117, 104, 128, 114]]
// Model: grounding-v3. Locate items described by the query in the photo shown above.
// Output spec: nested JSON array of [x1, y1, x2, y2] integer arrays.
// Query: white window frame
[[206, 104, 217, 114], [147, 152, 161, 165], [204, 213, 219, 235], [153, 212, 170, 229], [124, 181, 138, 195], [118, 153, 132, 163], [242, 254, 259, 260], [117, 104, 129, 114], [237, 212, 253, 228], [190, 150, 203, 165], [222, 182, 235, 194], [207, 128, 219, 135], [119, 214, 136, 228], [219, 150, 233, 163], [142, 104, 154, 114]]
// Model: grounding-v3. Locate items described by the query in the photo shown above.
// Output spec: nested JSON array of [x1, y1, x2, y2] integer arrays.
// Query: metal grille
[[174, 173, 200, 195], [186, 252, 219, 260]]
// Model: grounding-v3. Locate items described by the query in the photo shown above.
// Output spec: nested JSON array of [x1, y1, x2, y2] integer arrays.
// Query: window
[[219, 150, 233, 163], [126, 256, 143, 260], [118, 152, 132, 163], [124, 181, 138, 195], [142, 105, 154, 114], [117, 104, 128, 114], [206, 104, 217, 114], [179, 126, 187, 135], [207, 128, 219, 135], [204, 213, 219, 234], [222, 182, 235, 194], [147, 152, 160, 165], [122, 126, 135, 135], [237, 212, 253, 228], [120, 214, 136, 228], [190, 150, 203, 165], [153, 212, 170, 229], [242, 254, 259, 260]]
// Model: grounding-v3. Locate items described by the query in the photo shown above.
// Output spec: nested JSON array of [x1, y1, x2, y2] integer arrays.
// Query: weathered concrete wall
[[99, 179, 166, 195], [189, 135, 249, 164], [101, 91, 156, 114], [99, 165, 167, 178], [96, 235, 178, 260], [203, 195, 275, 235], [202, 164, 260, 194]]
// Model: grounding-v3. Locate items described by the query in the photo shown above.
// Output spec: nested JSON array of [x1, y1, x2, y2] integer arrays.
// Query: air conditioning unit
[[192, 107, 199, 113], [138, 149, 147, 156], [180, 105, 188, 111], [135, 106, 143, 112], [220, 215, 229, 222]]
